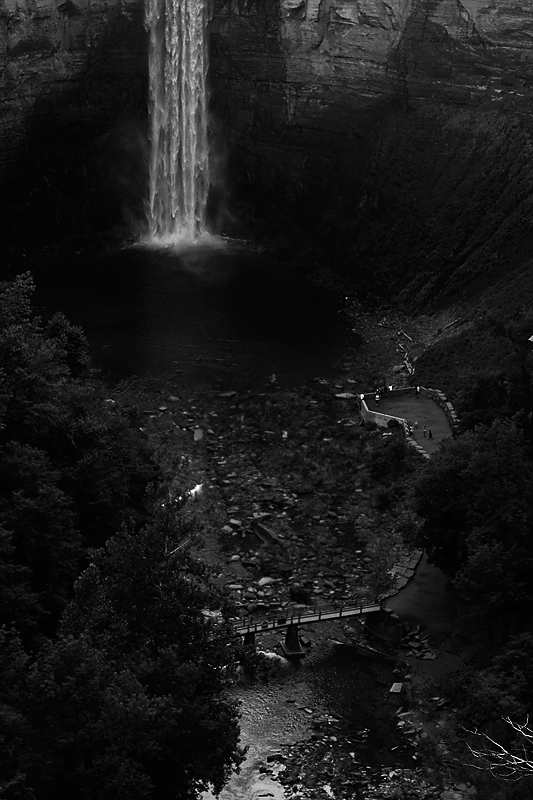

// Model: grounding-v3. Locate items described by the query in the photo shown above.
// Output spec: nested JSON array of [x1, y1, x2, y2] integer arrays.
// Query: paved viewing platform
[[364, 390, 453, 456]]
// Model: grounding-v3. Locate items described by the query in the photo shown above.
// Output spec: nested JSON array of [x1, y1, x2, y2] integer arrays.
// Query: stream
[[34, 238, 442, 799], [202, 632, 413, 800]]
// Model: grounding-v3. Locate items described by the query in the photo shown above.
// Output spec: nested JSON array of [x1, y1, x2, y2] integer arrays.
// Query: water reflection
[[202, 656, 312, 800], [202, 637, 406, 800]]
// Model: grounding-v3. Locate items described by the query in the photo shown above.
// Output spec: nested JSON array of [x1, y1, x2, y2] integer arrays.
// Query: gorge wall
[[0, 0, 147, 241], [2, 1, 533, 305], [209, 0, 533, 195], [1, 0, 146, 160], [208, 0, 533, 306]]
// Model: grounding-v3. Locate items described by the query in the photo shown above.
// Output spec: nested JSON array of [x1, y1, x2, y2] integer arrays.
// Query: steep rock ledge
[[0, 0, 146, 164], [210, 0, 533, 206], [1, 0, 533, 304], [210, 0, 408, 212], [209, 0, 533, 307], [0, 0, 148, 246]]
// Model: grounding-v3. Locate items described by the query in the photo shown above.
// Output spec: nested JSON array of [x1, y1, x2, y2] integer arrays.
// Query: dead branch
[[466, 716, 533, 781]]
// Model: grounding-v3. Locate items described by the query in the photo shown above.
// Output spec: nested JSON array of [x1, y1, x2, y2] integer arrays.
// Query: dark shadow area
[[33, 240, 349, 388], [1, 2, 149, 277]]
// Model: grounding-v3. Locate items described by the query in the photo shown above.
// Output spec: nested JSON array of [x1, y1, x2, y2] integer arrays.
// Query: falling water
[[146, 0, 210, 242]]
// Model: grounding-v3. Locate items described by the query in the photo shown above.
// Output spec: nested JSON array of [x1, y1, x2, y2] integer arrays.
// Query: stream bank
[[109, 307, 476, 800]]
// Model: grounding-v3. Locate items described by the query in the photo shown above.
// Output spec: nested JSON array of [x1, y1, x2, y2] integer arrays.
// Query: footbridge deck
[[233, 601, 382, 638]]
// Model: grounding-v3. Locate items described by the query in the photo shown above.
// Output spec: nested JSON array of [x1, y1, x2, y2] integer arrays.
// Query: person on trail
[[428, 429, 433, 440], [415, 386, 420, 398], [414, 421, 418, 428], [422, 425, 427, 437], [375, 393, 380, 405]]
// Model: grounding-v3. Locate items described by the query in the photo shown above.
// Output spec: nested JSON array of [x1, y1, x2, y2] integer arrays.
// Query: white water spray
[[146, 0, 210, 242]]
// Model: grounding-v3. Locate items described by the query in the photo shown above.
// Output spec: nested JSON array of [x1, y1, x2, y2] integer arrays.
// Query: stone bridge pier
[[243, 624, 305, 658], [281, 623, 306, 658]]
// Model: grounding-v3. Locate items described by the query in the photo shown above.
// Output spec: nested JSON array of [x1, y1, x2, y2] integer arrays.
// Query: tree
[[0, 627, 34, 799], [64, 507, 244, 799], [455, 309, 533, 445], [411, 420, 533, 629], [0, 442, 80, 638], [445, 633, 533, 729], [0, 507, 243, 800], [0, 274, 159, 641], [0, 275, 242, 796]]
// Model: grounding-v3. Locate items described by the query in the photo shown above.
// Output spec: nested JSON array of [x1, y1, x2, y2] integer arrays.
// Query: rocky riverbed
[[108, 305, 479, 800]]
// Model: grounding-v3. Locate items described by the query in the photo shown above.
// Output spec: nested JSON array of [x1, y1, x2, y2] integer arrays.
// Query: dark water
[[34, 238, 347, 389]]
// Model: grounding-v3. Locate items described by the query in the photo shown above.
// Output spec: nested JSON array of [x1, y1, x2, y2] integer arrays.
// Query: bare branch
[[466, 717, 533, 781]]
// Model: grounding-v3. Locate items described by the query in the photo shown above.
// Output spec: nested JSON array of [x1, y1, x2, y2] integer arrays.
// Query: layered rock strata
[[1, 0, 533, 292], [209, 0, 533, 199], [0, 0, 146, 168]]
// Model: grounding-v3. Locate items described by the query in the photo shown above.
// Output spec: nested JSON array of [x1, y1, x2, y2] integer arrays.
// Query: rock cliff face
[[1, 0, 533, 305], [209, 0, 533, 201], [209, 0, 533, 307], [0, 0, 146, 160], [0, 0, 148, 244], [3, 1, 531, 194]]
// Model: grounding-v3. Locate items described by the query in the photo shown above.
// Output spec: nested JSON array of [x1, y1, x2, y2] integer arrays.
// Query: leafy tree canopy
[[0, 509, 243, 800], [0, 273, 159, 643], [411, 419, 533, 623]]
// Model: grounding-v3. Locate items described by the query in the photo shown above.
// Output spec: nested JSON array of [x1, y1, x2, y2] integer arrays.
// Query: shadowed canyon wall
[[1, 0, 147, 239], [1, 0, 146, 161], [209, 0, 533, 305], [2, 0, 533, 305], [209, 0, 533, 203]]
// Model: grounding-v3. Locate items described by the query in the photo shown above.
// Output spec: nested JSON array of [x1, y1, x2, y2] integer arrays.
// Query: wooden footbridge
[[233, 601, 383, 658]]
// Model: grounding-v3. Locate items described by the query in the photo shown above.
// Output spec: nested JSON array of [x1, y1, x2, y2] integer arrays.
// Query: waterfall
[[146, 0, 210, 242]]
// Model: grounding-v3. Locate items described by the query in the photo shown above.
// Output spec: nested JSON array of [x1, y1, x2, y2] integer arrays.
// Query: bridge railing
[[233, 600, 383, 636]]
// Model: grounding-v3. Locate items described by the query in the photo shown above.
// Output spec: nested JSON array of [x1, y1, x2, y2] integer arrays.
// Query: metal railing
[[233, 600, 383, 636]]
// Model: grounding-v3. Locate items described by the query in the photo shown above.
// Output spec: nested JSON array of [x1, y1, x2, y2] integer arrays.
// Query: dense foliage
[[0, 274, 243, 799], [0, 511, 242, 800], [0, 273, 159, 644], [409, 324, 533, 763], [415, 309, 533, 440], [412, 419, 533, 635]]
